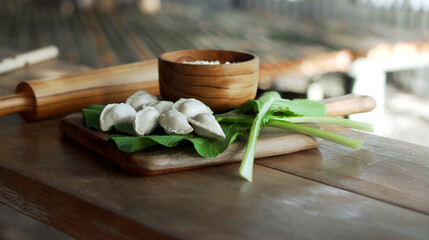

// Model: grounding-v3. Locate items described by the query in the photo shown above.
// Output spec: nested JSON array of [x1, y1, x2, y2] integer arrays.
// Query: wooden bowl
[[158, 49, 259, 112]]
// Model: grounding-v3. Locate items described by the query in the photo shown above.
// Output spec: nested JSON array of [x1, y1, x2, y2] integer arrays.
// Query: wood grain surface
[[1, 112, 428, 239], [257, 124, 429, 215], [1, 47, 429, 240]]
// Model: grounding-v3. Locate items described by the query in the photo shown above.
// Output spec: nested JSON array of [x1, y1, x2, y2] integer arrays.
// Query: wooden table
[[1, 48, 428, 240]]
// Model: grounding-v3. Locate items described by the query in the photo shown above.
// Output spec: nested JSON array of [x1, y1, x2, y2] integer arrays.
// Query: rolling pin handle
[[0, 93, 35, 117], [322, 94, 377, 117]]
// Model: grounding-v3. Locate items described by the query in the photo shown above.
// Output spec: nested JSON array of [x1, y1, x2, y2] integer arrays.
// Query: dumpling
[[173, 98, 213, 118], [126, 90, 158, 110], [188, 113, 225, 139], [100, 103, 136, 131], [159, 110, 193, 135], [133, 106, 160, 136], [150, 101, 174, 114]]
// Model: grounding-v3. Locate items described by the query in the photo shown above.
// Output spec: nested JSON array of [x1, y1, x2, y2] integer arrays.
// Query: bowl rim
[[158, 49, 258, 65]]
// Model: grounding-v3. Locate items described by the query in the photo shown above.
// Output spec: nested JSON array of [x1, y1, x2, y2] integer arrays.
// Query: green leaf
[[110, 134, 190, 152], [270, 99, 326, 116], [109, 123, 248, 158], [236, 91, 281, 114], [215, 110, 254, 125], [89, 104, 106, 111], [82, 108, 102, 131], [113, 124, 135, 135]]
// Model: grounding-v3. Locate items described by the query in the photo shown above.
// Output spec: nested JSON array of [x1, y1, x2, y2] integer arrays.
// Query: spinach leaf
[[110, 123, 248, 157]]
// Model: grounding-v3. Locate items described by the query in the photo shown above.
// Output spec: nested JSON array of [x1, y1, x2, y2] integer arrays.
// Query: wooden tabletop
[[1, 48, 429, 240]]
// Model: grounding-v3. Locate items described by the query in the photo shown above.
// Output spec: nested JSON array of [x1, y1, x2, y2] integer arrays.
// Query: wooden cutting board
[[60, 113, 321, 175], [59, 94, 376, 176]]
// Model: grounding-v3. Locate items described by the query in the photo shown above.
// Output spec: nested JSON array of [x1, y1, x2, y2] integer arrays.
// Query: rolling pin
[[0, 58, 376, 121], [0, 60, 159, 121]]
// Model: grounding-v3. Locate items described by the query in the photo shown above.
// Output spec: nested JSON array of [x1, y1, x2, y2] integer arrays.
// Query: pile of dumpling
[[99, 90, 225, 139]]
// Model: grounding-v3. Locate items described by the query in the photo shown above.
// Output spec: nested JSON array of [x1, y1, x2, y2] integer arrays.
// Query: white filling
[[181, 60, 233, 65]]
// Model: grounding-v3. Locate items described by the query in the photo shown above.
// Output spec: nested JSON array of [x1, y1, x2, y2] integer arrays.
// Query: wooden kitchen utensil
[[0, 59, 159, 121], [158, 49, 259, 112]]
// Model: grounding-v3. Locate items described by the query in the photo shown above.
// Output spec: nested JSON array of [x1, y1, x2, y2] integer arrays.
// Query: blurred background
[[1, 0, 429, 239]]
